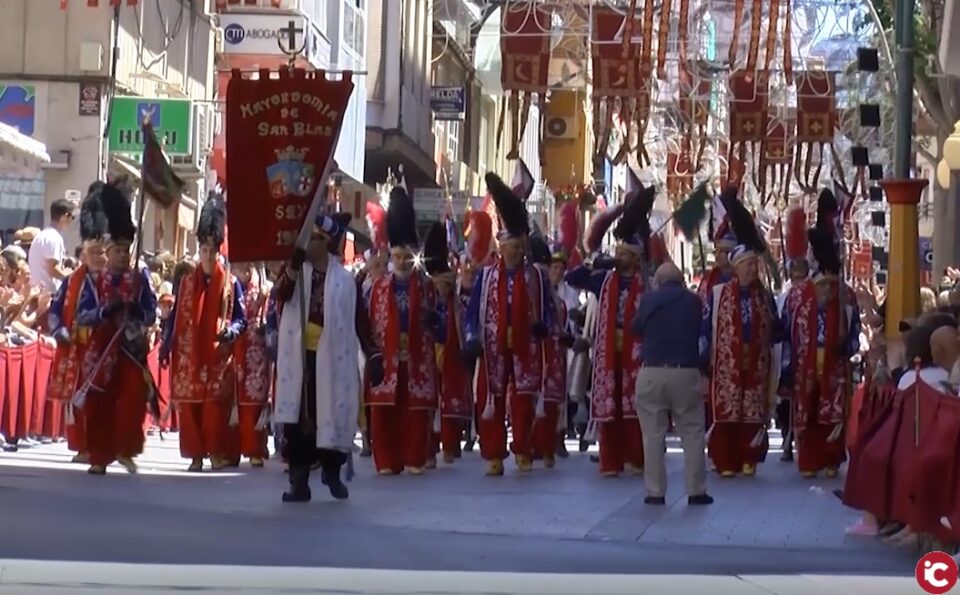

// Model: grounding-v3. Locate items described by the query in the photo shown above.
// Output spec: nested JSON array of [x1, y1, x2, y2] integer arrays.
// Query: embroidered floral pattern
[[480, 264, 543, 396], [369, 273, 437, 408], [710, 281, 773, 424], [542, 296, 567, 402], [591, 272, 643, 421]]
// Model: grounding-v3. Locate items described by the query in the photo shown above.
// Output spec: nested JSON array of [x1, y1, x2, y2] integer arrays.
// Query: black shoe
[[282, 466, 312, 503], [832, 489, 844, 501], [589, 454, 600, 463], [556, 439, 570, 459], [326, 476, 349, 500], [579, 439, 590, 453], [463, 438, 476, 452], [780, 450, 794, 462], [688, 494, 714, 505], [644, 496, 666, 505]]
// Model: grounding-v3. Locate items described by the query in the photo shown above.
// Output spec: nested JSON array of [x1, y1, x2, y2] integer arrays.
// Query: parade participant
[[700, 187, 780, 478], [697, 214, 737, 303], [423, 221, 472, 465], [233, 262, 271, 468], [47, 182, 110, 465], [531, 237, 571, 467], [274, 211, 382, 502], [464, 173, 553, 475], [359, 201, 387, 457], [781, 190, 860, 478], [74, 179, 158, 475], [367, 187, 438, 475], [161, 196, 247, 472], [776, 206, 810, 462], [565, 186, 653, 477]]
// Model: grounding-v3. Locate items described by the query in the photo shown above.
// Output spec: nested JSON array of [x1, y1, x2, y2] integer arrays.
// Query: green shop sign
[[108, 97, 192, 156]]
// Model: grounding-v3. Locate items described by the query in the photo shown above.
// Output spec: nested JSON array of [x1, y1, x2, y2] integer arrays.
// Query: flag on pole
[[141, 121, 184, 209], [624, 167, 643, 203], [511, 159, 535, 201]]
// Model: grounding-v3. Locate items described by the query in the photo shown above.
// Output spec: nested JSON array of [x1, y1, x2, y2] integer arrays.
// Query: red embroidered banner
[[500, 3, 551, 93], [729, 70, 769, 143], [851, 240, 872, 282], [225, 68, 354, 262], [667, 140, 693, 198], [679, 67, 711, 128], [763, 121, 794, 165], [591, 8, 646, 99], [796, 71, 836, 143]]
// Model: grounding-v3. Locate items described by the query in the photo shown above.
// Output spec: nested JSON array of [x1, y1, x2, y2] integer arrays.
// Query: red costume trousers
[[427, 418, 464, 459], [65, 404, 86, 454], [708, 422, 767, 474], [371, 363, 429, 473], [476, 356, 535, 462], [599, 366, 644, 474], [177, 400, 229, 460], [533, 401, 560, 459], [797, 423, 845, 474], [237, 404, 268, 459], [85, 360, 146, 467]]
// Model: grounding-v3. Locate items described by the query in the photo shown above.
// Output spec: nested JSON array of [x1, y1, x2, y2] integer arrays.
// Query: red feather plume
[[365, 201, 386, 251], [465, 210, 493, 264], [558, 201, 579, 253], [785, 206, 807, 261], [586, 203, 626, 254]]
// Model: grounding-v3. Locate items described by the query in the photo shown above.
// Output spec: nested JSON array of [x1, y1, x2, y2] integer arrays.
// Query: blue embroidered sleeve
[[75, 278, 103, 327], [160, 294, 178, 357], [229, 278, 248, 335], [48, 278, 68, 331], [699, 291, 713, 368], [564, 266, 606, 298], [464, 268, 485, 343], [134, 268, 158, 327], [435, 299, 448, 345], [540, 270, 555, 329]]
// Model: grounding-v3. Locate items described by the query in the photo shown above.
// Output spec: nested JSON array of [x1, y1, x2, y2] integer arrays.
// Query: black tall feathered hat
[[80, 182, 110, 243], [485, 172, 529, 241], [718, 185, 765, 265], [423, 221, 451, 276], [613, 185, 655, 253], [387, 186, 419, 250], [196, 191, 227, 247], [99, 179, 136, 244], [809, 188, 841, 283], [528, 236, 552, 266]]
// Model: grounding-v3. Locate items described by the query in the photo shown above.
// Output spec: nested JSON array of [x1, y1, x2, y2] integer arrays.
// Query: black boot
[[556, 434, 569, 459], [282, 465, 311, 503], [780, 438, 794, 462], [321, 465, 349, 500]]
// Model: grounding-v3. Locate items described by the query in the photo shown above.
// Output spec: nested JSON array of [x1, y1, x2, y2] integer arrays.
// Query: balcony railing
[[215, 0, 298, 12]]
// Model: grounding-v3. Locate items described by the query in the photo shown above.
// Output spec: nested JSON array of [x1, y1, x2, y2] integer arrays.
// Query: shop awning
[[0, 122, 50, 175]]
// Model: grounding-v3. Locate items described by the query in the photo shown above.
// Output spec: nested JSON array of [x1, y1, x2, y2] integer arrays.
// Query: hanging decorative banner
[[666, 140, 693, 201], [225, 68, 354, 262], [795, 70, 837, 191], [499, 2, 551, 160], [728, 70, 769, 188], [760, 119, 795, 203]]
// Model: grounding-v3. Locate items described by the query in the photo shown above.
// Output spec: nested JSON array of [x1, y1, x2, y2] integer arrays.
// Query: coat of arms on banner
[[267, 146, 315, 199]]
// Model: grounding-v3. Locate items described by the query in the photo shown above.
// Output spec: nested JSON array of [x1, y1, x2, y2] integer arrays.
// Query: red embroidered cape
[[697, 266, 728, 304], [48, 266, 93, 402], [170, 264, 235, 403], [368, 272, 437, 409], [83, 270, 139, 393], [235, 281, 270, 405], [438, 290, 472, 419], [709, 279, 774, 424], [542, 293, 568, 403], [478, 262, 543, 396], [787, 280, 854, 432], [591, 271, 644, 421]]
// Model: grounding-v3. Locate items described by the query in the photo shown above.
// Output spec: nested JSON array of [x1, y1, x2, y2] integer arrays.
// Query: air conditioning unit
[[172, 103, 215, 173], [545, 116, 577, 140]]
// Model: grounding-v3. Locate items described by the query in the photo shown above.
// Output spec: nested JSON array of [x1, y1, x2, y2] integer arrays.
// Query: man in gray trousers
[[632, 263, 712, 506]]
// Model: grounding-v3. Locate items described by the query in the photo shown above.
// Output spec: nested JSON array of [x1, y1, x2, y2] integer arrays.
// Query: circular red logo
[[916, 552, 959, 594]]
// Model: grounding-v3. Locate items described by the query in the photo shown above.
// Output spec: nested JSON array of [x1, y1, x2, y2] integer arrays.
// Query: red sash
[[480, 263, 543, 396], [710, 280, 773, 424], [440, 291, 471, 418], [789, 280, 846, 432], [48, 266, 90, 401], [170, 263, 233, 403], [368, 272, 437, 408], [497, 259, 530, 364], [542, 295, 567, 402], [591, 271, 643, 421], [83, 269, 138, 392]]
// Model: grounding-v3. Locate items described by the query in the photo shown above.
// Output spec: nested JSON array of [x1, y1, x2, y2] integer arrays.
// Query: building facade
[[0, 0, 218, 254]]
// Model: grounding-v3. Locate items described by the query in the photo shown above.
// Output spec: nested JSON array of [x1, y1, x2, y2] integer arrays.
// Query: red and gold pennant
[[499, 1, 551, 161]]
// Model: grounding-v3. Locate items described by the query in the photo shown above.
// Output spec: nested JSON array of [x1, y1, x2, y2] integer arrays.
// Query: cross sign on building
[[281, 20, 303, 52]]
